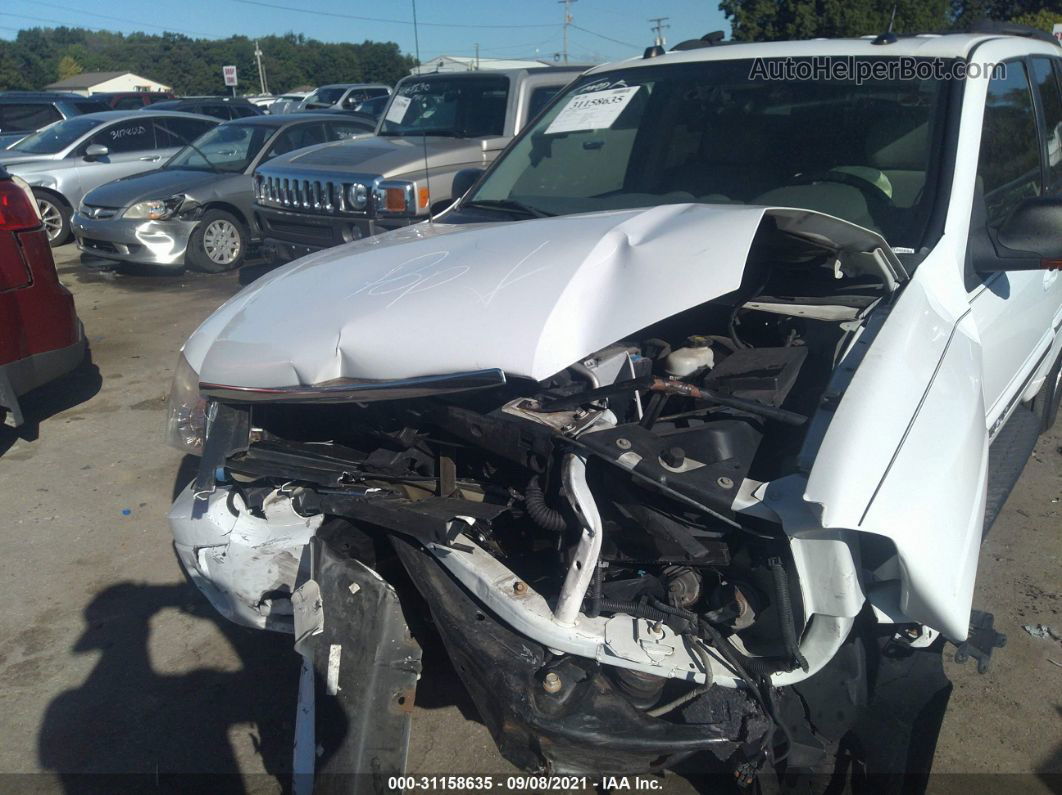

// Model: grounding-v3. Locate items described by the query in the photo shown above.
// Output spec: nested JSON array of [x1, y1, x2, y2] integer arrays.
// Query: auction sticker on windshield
[[545, 86, 639, 134], [386, 95, 412, 124]]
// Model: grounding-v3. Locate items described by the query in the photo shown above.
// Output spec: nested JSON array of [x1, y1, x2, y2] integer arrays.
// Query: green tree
[[720, 0, 952, 41], [1011, 8, 1062, 32], [57, 54, 82, 80]]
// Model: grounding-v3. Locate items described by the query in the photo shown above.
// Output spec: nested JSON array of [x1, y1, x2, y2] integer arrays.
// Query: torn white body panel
[[181, 204, 902, 389], [169, 484, 323, 631]]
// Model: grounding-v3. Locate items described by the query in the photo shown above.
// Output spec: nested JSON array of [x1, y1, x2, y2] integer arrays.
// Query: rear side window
[[977, 61, 1042, 226], [0, 103, 62, 132], [1030, 57, 1062, 195], [90, 119, 154, 153], [231, 105, 258, 118], [154, 117, 216, 147]]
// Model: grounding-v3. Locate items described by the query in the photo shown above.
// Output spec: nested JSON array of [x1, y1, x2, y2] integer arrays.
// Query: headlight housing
[[347, 182, 369, 210], [124, 195, 185, 221], [165, 352, 207, 454], [372, 179, 429, 217]]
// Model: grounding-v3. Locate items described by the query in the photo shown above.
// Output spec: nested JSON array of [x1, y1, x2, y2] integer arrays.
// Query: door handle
[[139, 155, 162, 161]]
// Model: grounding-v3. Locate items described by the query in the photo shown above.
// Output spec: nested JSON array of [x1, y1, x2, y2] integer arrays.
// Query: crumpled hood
[[184, 203, 903, 388], [83, 168, 222, 208], [259, 135, 491, 180]]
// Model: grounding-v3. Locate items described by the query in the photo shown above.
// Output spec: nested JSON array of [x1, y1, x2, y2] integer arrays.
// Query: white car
[[166, 27, 1062, 787]]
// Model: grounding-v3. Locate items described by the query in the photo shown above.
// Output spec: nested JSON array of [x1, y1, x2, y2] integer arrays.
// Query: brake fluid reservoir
[[665, 336, 715, 377]]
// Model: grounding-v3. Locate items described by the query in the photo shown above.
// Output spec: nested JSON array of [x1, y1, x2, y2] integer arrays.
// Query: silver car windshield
[[9, 117, 105, 154], [468, 58, 951, 249], [166, 123, 273, 173]]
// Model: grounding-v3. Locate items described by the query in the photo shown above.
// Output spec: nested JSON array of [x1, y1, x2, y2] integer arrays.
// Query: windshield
[[468, 59, 952, 248], [379, 74, 509, 138], [166, 123, 273, 172], [305, 87, 345, 105], [10, 116, 104, 154]]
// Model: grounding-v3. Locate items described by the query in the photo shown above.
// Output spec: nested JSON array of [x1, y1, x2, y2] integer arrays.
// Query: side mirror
[[84, 143, 109, 160], [452, 167, 484, 201], [994, 196, 1062, 268]]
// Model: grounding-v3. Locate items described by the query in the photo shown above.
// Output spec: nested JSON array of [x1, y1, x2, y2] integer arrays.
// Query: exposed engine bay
[[169, 219, 932, 780]]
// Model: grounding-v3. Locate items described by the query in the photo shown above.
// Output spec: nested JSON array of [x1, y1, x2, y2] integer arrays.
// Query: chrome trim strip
[[200, 368, 507, 403]]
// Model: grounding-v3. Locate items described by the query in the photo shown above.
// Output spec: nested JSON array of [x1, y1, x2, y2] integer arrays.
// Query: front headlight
[[165, 352, 207, 454], [125, 195, 185, 221], [372, 179, 429, 217], [347, 182, 369, 210]]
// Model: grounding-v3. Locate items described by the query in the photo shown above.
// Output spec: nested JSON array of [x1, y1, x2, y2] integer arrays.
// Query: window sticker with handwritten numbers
[[545, 86, 640, 134]]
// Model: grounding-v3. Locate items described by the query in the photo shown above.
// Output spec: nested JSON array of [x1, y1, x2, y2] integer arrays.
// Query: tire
[[33, 190, 71, 247], [1033, 348, 1062, 433], [186, 210, 247, 273]]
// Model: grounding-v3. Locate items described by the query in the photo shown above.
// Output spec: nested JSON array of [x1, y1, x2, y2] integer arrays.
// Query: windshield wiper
[[385, 129, 461, 138], [461, 198, 555, 218]]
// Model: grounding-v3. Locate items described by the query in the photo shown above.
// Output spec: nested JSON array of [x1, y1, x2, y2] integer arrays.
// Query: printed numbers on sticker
[[545, 86, 640, 135]]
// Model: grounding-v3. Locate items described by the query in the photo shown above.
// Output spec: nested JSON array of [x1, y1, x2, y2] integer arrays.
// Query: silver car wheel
[[202, 219, 241, 265], [37, 199, 64, 242]]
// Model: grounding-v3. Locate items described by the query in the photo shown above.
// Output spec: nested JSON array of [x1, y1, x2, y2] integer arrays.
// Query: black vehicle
[[147, 97, 263, 121], [0, 92, 109, 149]]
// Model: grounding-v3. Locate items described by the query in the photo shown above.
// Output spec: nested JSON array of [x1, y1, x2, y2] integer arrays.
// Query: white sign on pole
[[1054, 23, 1062, 44], [223, 65, 238, 87]]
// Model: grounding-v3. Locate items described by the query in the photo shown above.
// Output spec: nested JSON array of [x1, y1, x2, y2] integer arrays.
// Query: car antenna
[[412, 0, 434, 224]]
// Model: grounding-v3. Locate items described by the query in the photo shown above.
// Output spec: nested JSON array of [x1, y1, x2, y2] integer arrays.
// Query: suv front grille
[[255, 172, 366, 216]]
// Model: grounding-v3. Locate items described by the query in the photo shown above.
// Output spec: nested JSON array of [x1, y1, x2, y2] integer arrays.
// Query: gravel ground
[[0, 244, 1058, 792]]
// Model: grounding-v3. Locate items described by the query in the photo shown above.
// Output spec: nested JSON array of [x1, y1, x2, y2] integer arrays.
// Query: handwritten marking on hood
[[346, 250, 470, 309], [468, 240, 552, 308]]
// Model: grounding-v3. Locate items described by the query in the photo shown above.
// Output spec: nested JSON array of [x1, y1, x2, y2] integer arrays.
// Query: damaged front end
[[167, 204, 947, 784]]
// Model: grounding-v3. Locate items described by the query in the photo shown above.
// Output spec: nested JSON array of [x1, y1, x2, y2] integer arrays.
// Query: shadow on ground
[[0, 355, 102, 457], [37, 580, 299, 793]]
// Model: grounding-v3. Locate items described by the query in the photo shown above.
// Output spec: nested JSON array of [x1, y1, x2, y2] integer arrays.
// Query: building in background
[[410, 56, 555, 75], [44, 71, 172, 96]]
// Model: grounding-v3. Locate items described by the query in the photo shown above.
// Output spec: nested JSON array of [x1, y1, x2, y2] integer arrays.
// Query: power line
[[9, 0, 212, 37], [227, 0, 557, 30], [569, 23, 638, 49]]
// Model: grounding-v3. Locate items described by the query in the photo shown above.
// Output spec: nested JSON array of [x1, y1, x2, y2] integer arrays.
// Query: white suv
[[167, 27, 1062, 787]]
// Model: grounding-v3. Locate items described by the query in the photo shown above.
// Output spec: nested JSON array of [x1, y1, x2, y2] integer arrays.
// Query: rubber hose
[[768, 557, 810, 673], [524, 475, 566, 532]]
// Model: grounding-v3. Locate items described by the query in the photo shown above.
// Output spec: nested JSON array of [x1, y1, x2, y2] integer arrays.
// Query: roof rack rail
[[671, 30, 727, 51], [966, 19, 1059, 46]]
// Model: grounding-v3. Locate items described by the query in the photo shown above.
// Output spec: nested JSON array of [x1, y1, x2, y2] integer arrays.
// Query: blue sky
[[0, 0, 731, 64]]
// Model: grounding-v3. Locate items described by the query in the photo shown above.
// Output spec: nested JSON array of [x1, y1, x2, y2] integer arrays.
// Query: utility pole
[[254, 40, 269, 95], [649, 16, 669, 48], [474, 42, 480, 71], [559, 0, 576, 65]]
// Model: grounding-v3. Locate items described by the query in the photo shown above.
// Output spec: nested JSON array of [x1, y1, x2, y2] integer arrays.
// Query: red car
[[0, 168, 84, 428]]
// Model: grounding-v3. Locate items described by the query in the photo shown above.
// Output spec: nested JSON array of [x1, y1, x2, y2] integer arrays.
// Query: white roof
[[587, 34, 1059, 74], [412, 55, 552, 74]]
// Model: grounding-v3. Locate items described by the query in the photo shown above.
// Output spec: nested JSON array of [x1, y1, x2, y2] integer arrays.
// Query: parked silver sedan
[[0, 111, 218, 246], [72, 113, 375, 272]]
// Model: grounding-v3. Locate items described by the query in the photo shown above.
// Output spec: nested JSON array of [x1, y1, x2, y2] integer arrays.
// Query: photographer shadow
[[37, 580, 300, 793]]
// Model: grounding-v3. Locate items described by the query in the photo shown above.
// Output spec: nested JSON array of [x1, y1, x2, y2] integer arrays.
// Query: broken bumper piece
[[168, 483, 322, 631]]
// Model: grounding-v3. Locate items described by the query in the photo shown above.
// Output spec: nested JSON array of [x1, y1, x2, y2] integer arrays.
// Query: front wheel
[[186, 210, 247, 273], [33, 190, 71, 247], [1033, 348, 1062, 433]]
